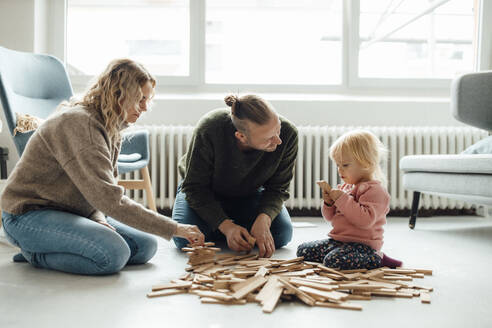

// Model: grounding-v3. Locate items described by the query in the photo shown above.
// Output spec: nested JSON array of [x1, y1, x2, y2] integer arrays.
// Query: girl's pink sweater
[[321, 181, 390, 251]]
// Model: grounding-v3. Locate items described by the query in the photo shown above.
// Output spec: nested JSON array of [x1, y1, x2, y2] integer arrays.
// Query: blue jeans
[[172, 186, 293, 250], [1, 209, 157, 275]]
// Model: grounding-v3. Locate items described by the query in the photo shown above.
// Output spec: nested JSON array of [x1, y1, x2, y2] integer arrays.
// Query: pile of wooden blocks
[[147, 243, 433, 313]]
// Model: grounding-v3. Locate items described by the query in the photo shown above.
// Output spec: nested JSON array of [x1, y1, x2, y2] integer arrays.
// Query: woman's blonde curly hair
[[72, 58, 155, 143]]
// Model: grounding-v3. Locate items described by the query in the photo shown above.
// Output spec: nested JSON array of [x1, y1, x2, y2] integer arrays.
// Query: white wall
[[138, 94, 457, 127], [0, 0, 38, 174], [0, 0, 488, 175]]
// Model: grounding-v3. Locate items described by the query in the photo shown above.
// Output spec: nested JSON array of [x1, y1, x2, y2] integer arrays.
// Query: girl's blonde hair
[[72, 58, 156, 143], [330, 130, 388, 186], [224, 94, 275, 135]]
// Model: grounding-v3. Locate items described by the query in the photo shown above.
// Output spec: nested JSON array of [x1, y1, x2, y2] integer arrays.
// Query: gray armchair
[[400, 71, 492, 229], [0, 46, 156, 211]]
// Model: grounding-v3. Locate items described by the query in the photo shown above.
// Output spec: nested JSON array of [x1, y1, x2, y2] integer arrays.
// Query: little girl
[[297, 130, 402, 270]]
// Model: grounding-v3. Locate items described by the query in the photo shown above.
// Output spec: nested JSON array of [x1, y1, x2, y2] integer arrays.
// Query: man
[[172, 94, 298, 257]]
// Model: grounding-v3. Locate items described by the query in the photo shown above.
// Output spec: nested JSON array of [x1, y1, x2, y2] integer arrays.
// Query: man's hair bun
[[224, 94, 238, 108]]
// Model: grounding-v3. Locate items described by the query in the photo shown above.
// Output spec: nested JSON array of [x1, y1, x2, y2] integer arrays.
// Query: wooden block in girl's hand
[[316, 180, 332, 192], [247, 236, 256, 248]]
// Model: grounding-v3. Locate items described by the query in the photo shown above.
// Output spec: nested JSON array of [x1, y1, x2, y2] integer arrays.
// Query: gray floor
[[1, 215, 491, 328]]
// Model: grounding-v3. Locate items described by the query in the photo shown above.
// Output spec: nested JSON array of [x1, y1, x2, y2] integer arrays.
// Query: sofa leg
[[409, 191, 421, 229]]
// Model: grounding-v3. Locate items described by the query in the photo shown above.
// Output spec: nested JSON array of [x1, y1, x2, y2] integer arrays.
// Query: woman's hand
[[175, 223, 205, 246], [95, 219, 116, 231]]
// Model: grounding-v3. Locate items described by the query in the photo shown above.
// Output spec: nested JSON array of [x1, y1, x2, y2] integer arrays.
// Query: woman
[[1, 59, 204, 275]]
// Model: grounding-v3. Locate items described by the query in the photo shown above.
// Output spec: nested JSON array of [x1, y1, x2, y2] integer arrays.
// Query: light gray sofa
[[400, 71, 492, 229]]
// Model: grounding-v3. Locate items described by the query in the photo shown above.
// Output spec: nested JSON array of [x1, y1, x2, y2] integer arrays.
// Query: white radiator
[[122, 125, 489, 211]]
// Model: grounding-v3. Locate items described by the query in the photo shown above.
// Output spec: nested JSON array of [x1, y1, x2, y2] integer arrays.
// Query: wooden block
[[147, 288, 187, 298], [291, 276, 337, 284], [399, 288, 420, 297], [256, 277, 279, 303], [235, 254, 259, 261], [233, 276, 268, 300], [232, 270, 257, 278], [381, 274, 412, 281], [193, 290, 234, 302], [352, 291, 371, 296], [269, 267, 288, 274], [203, 242, 216, 247], [316, 264, 349, 279], [180, 272, 192, 281], [420, 292, 431, 304], [261, 279, 284, 313], [193, 274, 214, 284], [345, 294, 371, 301], [343, 272, 363, 280], [255, 266, 269, 277], [381, 268, 416, 275], [193, 263, 215, 273], [408, 273, 425, 279], [277, 277, 316, 306], [276, 257, 304, 266], [361, 269, 385, 279], [200, 297, 247, 305], [414, 268, 433, 275], [289, 278, 337, 291], [279, 263, 304, 271], [369, 277, 409, 287], [246, 293, 259, 303], [213, 280, 230, 290], [315, 301, 362, 311], [408, 283, 433, 292], [202, 266, 228, 276], [239, 260, 271, 267], [339, 269, 368, 274], [371, 291, 413, 298], [276, 268, 316, 277], [318, 272, 344, 280], [364, 279, 401, 289], [188, 258, 216, 266], [336, 283, 386, 291], [247, 236, 256, 248], [152, 280, 192, 291], [299, 286, 348, 302]]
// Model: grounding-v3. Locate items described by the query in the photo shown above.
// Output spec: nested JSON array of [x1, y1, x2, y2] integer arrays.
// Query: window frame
[[51, 0, 490, 93]]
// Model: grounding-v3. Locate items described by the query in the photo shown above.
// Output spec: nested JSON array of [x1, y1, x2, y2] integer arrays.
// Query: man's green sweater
[[178, 108, 298, 230]]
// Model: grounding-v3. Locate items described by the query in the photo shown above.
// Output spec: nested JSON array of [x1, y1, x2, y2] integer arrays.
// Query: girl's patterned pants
[[296, 238, 382, 270]]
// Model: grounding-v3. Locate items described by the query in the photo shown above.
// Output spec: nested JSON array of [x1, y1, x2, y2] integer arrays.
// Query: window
[[358, 0, 474, 79], [205, 0, 342, 84], [67, 0, 190, 77], [64, 0, 481, 90]]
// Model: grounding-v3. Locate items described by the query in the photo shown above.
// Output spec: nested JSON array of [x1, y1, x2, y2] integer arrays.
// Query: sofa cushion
[[462, 135, 492, 154], [400, 154, 492, 174], [402, 172, 492, 205]]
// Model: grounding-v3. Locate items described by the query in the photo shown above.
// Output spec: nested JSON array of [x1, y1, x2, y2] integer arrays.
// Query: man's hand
[[250, 213, 275, 258], [219, 219, 253, 252], [175, 223, 205, 246]]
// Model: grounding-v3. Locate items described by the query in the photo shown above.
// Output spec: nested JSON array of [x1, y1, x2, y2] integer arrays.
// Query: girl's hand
[[329, 189, 344, 201]]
